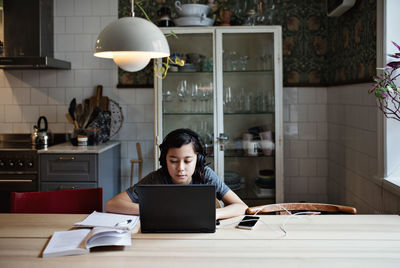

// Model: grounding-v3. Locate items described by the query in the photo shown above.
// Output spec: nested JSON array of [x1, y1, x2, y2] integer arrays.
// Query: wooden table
[[1, 214, 400, 267]]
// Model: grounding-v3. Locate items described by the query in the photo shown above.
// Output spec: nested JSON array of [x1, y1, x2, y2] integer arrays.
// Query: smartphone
[[236, 216, 260, 230]]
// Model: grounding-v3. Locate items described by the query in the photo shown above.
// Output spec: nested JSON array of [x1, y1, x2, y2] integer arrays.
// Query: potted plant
[[212, 0, 232, 26], [369, 41, 400, 121]]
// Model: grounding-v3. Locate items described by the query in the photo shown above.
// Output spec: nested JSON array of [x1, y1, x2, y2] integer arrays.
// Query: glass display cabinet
[[154, 26, 283, 206]]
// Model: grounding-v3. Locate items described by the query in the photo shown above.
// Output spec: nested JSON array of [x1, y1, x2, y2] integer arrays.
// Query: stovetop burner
[[0, 133, 69, 150], [0, 134, 35, 150], [0, 141, 36, 150]]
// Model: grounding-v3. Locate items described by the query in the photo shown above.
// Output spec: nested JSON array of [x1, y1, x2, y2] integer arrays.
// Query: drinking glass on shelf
[[244, 93, 252, 112], [229, 51, 238, 71], [257, 90, 269, 112], [231, 60, 239, 71], [239, 88, 246, 112], [190, 83, 199, 112], [200, 82, 213, 113], [223, 50, 231, 71], [240, 56, 249, 71], [162, 89, 173, 113], [267, 91, 275, 112], [224, 86, 233, 113], [258, 47, 273, 70], [176, 80, 187, 102]]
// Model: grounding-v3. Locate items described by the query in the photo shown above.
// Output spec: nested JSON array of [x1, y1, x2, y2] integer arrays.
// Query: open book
[[43, 227, 131, 258], [74, 211, 139, 230]]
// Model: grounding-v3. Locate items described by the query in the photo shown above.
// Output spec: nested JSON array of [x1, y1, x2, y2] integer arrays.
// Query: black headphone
[[159, 128, 206, 170]]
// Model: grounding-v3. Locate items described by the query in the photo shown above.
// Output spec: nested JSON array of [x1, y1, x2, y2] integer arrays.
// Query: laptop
[[136, 184, 216, 233]]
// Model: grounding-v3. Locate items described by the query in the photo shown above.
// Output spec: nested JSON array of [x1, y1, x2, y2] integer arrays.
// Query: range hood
[[0, 0, 71, 69]]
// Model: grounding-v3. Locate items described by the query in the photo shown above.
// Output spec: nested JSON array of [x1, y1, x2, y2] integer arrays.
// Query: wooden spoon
[[75, 104, 83, 128]]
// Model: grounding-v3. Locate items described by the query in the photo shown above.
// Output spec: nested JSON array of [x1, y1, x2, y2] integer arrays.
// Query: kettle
[[35, 116, 49, 148], [31, 125, 39, 145]]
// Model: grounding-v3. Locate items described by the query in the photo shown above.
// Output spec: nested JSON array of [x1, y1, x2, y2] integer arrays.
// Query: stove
[[0, 133, 68, 212]]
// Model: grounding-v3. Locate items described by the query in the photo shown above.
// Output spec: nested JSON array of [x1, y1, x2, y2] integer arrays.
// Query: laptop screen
[[136, 184, 216, 233]]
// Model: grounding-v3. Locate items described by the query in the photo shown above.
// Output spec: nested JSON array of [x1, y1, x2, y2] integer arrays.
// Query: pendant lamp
[[94, 0, 170, 72]]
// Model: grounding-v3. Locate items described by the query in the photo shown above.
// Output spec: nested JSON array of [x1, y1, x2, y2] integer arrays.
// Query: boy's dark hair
[[159, 128, 206, 183]]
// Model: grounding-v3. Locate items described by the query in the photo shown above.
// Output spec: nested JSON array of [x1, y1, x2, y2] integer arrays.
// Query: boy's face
[[166, 143, 197, 184]]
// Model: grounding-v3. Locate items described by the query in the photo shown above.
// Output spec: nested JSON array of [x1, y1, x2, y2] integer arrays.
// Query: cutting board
[[89, 85, 109, 111]]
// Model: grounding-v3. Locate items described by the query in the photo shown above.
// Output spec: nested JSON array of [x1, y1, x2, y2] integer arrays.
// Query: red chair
[[10, 188, 103, 214]]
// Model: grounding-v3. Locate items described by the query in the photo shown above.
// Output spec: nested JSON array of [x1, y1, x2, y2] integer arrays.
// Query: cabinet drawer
[[40, 182, 97, 191], [40, 154, 97, 182]]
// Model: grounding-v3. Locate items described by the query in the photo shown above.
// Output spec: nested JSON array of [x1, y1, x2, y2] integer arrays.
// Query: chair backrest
[[10, 188, 103, 214], [216, 199, 221, 208], [246, 203, 357, 215], [130, 142, 143, 186]]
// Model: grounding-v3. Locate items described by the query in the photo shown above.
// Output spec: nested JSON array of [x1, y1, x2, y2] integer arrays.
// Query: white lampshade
[[94, 17, 170, 72]]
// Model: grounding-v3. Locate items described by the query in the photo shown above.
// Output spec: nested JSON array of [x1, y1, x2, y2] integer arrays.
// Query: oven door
[[0, 174, 38, 212]]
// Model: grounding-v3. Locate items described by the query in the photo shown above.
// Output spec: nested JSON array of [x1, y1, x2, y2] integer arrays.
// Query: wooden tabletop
[[1, 214, 400, 267]]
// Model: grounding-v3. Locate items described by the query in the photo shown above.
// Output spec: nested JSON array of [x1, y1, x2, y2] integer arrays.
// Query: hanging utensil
[[85, 107, 101, 129], [75, 103, 83, 128], [68, 98, 79, 129], [82, 100, 91, 129]]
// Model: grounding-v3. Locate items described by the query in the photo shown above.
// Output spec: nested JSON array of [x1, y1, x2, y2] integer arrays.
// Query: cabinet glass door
[[158, 30, 215, 169], [217, 30, 277, 206]]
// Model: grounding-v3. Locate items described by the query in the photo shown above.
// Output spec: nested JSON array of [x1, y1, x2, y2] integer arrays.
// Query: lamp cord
[[131, 0, 135, 17]]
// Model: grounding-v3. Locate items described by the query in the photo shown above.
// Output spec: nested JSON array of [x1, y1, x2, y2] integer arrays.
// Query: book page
[[74, 211, 139, 230], [87, 228, 131, 248], [90, 227, 130, 237], [43, 229, 91, 258]]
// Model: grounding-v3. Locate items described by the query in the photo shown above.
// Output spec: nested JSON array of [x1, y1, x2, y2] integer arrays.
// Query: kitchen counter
[[38, 141, 121, 208], [37, 140, 120, 154]]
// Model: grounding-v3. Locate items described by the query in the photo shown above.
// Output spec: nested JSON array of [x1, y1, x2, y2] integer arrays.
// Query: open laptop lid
[[137, 184, 216, 233]]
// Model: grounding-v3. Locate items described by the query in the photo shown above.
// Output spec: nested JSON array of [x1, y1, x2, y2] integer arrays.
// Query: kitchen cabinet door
[[155, 28, 216, 169], [155, 26, 283, 206]]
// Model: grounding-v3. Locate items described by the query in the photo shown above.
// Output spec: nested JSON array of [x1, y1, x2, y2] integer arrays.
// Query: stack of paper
[[74, 211, 139, 230], [43, 212, 139, 258]]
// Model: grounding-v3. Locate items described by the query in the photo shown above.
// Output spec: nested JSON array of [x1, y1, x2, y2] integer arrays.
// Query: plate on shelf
[[179, 63, 196, 72], [253, 185, 275, 198], [226, 182, 242, 191], [174, 16, 214, 27]]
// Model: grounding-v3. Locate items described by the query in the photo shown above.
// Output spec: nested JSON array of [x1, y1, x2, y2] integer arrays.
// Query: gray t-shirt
[[126, 166, 230, 203]]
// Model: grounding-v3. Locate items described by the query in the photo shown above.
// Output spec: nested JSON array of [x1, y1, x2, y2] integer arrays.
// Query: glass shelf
[[224, 150, 275, 158], [224, 154, 275, 158], [165, 70, 273, 75], [166, 71, 213, 75], [223, 69, 274, 73], [207, 154, 275, 158], [163, 112, 274, 115], [224, 111, 275, 115], [163, 112, 213, 116]]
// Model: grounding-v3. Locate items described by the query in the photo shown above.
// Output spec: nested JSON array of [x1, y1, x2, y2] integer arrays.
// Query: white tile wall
[[283, 87, 328, 202], [327, 83, 400, 214], [0, 0, 155, 194]]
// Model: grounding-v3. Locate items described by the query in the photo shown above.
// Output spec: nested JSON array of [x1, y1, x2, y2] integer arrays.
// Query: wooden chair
[[246, 203, 357, 215], [130, 142, 143, 186], [10, 188, 103, 214]]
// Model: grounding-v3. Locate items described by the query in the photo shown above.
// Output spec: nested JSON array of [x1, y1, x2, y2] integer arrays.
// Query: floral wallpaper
[[327, 0, 376, 85], [117, 0, 376, 87], [275, 0, 330, 85]]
